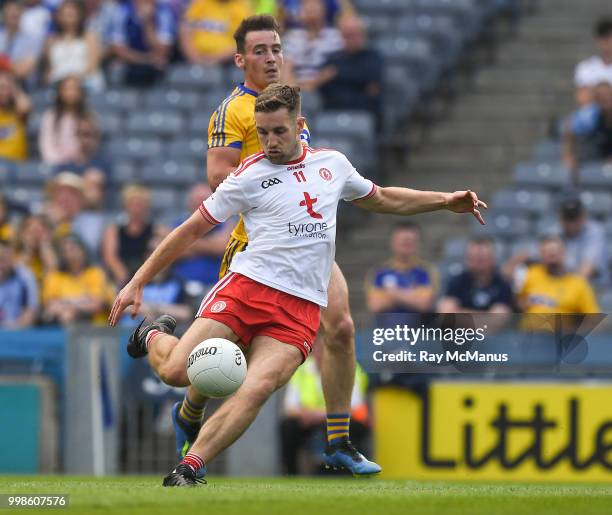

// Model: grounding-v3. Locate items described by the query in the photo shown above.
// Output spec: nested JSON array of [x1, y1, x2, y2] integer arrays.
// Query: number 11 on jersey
[[293, 171, 306, 183]]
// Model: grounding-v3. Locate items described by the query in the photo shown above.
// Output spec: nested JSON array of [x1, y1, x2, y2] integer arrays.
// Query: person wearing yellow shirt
[[0, 70, 30, 161], [42, 234, 114, 325], [180, 0, 252, 65], [517, 235, 600, 333]]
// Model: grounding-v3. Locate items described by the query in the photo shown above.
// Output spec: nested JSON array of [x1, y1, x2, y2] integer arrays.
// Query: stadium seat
[[142, 89, 202, 112], [141, 160, 201, 187], [90, 88, 141, 111], [301, 91, 322, 117], [512, 162, 572, 191], [491, 189, 553, 217], [383, 65, 419, 131], [167, 138, 207, 161], [97, 110, 123, 134], [111, 160, 141, 185], [605, 219, 612, 237], [0, 160, 14, 185], [314, 111, 375, 142], [579, 190, 612, 219], [578, 162, 612, 189], [352, 0, 413, 16], [189, 112, 212, 135], [29, 88, 53, 110], [415, 0, 484, 43], [362, 13, 395, 39], [126, 110, 185, 136], [14, 161, 53, 185], [150, 188, 180, 212], [8, 187, 45, 207], [396, 15, 464, 70], [534, 215, 561, 237], [533, 139, 562, 162], [107, 137, 164, 160], [508, 238, 538, 259], [471, 210, 531, 239], [442, 237, 468, 261], [166, 64, 224, 91]]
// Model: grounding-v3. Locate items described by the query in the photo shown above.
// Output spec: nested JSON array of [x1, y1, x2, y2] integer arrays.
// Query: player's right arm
[[109, 211, 215, 325], [207, 146, 242, 192]]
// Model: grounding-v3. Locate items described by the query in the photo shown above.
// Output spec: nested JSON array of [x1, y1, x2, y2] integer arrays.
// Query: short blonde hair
[[121, 184, 151, 204]]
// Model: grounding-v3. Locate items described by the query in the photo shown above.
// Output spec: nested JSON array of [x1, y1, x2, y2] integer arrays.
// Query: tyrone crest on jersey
[[319, 168, 332, 181]]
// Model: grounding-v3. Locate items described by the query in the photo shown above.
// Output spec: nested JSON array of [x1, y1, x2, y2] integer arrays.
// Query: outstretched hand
[[446, 190, 488, 225], [108, 281, 143, 327]]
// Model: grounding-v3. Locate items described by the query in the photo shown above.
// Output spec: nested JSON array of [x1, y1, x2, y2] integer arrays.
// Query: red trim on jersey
[[284, 145, 308, 165], [234, 152, 266, 176], [199, 204, 221, 225], [306, 146, 335, 154], [352, 183, 378, 202]]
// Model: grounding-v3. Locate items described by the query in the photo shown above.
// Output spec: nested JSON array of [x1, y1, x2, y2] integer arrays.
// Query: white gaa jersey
[[199, 146, 376, 307]]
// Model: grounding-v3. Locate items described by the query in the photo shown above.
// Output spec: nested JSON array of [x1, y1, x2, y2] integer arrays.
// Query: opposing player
[[173, 13, 379, 474], [109, 84, 487, 486]]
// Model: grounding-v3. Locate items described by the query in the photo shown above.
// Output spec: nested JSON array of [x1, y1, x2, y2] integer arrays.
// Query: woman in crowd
[[102, 184, 160, 288], [42, 234, 113, 325], [13, 214, 58, 288], [38, 75, 96, 165], [43, 0, 104, 92]]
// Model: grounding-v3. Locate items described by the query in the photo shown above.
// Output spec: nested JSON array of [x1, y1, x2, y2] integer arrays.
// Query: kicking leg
[[319, 262, 381, 475], [163, 336, 302, 486]]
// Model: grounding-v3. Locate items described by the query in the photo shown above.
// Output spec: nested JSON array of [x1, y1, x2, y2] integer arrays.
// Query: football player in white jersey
[[109, 84, 487, 487]]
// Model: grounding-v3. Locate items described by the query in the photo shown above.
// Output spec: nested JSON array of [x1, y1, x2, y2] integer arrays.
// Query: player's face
[[255, 108, 305, 164], [238, 31, 283, 90]]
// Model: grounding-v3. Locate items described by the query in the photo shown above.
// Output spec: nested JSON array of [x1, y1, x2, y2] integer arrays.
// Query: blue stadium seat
[[533, 139, 562, 162], [534, 215, 561, 237], [314, 110, 375, 142], [150, 188, 180, 212], [578, 162, 612, 189], [142, 89, 202, 112], [14, 161, 53, 185], [90, 88, 141, 111], [508, 237, 539, 260], [141, 160, 201, 187], [471, 210, 531, 239], [167, 138, 207, 161], [383, 65, 419, 133], [8, 187, 45, 207], [579, 190, 612, 219], [396, 15, 464, 70], [189, 112, 212, 135], [362, 13, 395, 39], [111, 160, 141, 185], [313, 136, 371, 173], [0, 160, 15, 185], [107, 137, 164, 160], [415, 0, 484, 43], [491, 189, 553, 217], [442, 237, 468, 261], [512, 162, 572, 190], [166, 64, 224, 91], [301, 91, 322, 117], [97, 110, 123, 135], [352, 0, 414, 16], [126, 110, 185, 136]]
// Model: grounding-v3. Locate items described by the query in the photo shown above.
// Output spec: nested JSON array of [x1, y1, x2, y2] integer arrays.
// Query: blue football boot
[[324, 440, 382, 476]]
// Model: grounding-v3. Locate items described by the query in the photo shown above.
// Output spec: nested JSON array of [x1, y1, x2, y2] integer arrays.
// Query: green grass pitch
[[1, 476, 612, 515]]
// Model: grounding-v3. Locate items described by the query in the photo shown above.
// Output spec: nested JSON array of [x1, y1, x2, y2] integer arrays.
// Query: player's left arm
[[354, 187, 487, 225]]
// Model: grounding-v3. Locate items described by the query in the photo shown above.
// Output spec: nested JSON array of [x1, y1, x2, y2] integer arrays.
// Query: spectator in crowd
[[312, 16, 383, 128], [557, 195, 608, 284], [0, 70, 31, 162], [516, 235, 600, 315], [39, 76, 96, 166], [42, 0, 105, 92], [280, 340, 369, 475], [282, 0, 344, 91], [122, 230, 192, 326], [20, 0, 53, 60], [109, 0, 175, 86], [41, 234, 113, 325], [574, 18, 612, 106], [13, 214, 58, 288], [279, 0, 353, 30], [171, 183, 231, 292], [366, 222, 438, 314], [43, 172, 106, 258], [438, 237, 513, 330], [504, 195, 608, 286], [0, 194, 13, 241], [562, 82, 612, 171], [0, 0, 43, 82], [53, 116, 112, 180], [0, 239, 38, 329], [102, 184, 159, 287], [83, 0, 117, 60], [179, 0, 252, 66]]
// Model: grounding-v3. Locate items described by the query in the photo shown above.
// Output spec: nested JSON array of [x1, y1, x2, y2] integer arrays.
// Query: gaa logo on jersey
[[211, 301, 227, 313], [319, 168, 332, 181]]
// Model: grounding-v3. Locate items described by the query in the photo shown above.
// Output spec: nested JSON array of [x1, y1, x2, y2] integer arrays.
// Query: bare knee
[[158, 361, 189, 387], [323, 314, 355, 353], [239, 377, 278, 407]]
